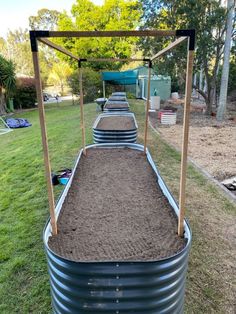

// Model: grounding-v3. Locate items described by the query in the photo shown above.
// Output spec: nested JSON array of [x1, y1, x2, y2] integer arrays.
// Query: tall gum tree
[[217, 0, 235, 121], [139, 0, 229, 115]]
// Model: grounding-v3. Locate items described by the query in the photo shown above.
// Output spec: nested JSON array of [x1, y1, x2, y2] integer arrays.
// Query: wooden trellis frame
[[30, 29, 195, 237]]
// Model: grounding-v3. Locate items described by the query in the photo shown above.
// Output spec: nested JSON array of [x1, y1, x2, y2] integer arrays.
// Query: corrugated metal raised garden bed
[[93, 113, 138, 143], [108, 96, 127, 102], [45, 143, 191, 314], [104, 101, 130, 112], [112, 92, 126, 96]]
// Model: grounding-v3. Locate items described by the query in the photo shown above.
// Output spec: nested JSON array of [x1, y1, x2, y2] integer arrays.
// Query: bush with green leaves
[[68, 68, 103, 103], [14, 77, 37, 109], [0, 54, 16, 114]]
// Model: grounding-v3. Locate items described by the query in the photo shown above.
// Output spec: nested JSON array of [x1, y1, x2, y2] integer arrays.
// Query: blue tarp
[[6, 118, 32, 128], [102, 70, 138, 85]]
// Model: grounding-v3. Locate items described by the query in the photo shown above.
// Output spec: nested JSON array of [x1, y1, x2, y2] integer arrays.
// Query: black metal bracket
[[29, 30, 50, 52], [29, 31, 38, 52], [78, 58, 87, 68], [176, 29, 195, 51], [148, 60, 152, 68], [143, 58, 150, 62]]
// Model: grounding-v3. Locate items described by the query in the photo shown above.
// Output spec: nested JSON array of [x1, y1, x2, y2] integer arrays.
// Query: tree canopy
[[29, 9, 61, 31], [139, 0, 231, 114], [56, 0, 142, 70]]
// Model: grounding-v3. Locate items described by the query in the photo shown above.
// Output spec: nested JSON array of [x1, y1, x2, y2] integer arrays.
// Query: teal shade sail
[[102, 70, 138, 85]]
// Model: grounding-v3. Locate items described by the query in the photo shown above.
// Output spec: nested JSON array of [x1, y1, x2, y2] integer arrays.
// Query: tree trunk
[[0, 87, 7, 115], [217, 0, 234, 121], [203, 62, 213, 115]]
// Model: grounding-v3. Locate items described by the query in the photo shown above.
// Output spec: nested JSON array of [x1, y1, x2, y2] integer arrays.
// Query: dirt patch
[[48, 148, 186, 262], [96, 116, 135, 130], [105, 102, 129, 109], [149, 102, 236, 182]]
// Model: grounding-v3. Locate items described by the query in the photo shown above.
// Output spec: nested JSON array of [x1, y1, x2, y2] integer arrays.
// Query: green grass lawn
[[0, 100, 235, 313]]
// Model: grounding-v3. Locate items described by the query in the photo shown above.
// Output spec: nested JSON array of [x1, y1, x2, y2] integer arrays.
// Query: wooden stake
[[178, 49, 194, 237], [144, 64, 152, 153], [84, 57, 147, 62], [32, 51, 57, 235], [103, 81, 106, 98], [79, 64, 86, 155]]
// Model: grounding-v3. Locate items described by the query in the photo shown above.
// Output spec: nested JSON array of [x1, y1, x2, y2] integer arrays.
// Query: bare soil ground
[[149, 99, 236, 183], [129, 100, 236, 313], [49, 148, 186, 262], [97, 116, 135, 130]]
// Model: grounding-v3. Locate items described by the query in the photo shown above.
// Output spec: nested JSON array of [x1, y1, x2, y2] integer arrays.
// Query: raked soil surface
[[49, 148, 186, 261], [96, 116, 136, 130]]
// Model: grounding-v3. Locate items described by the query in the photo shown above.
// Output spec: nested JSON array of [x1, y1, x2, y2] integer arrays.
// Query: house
[[134, 66, 171, 101], [102, 66, 171, 100]]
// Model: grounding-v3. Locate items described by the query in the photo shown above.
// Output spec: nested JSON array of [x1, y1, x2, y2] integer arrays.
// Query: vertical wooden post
[[136, 79, 139, 98], [178, 49, 194, 237], [79, 61, 86, 155], [32, 50, 57, 235], [103, 81, 106, 98], [144, 61, 152, 153]]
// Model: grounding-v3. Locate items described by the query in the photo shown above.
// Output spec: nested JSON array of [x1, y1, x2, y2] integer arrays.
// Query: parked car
[[43, 93, 50, 101]]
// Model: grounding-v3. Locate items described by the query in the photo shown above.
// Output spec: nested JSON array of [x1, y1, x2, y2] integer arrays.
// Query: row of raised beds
[[104, 95, 130, 112], [30, 29, 195, 313], [93, 93, 138, 143]]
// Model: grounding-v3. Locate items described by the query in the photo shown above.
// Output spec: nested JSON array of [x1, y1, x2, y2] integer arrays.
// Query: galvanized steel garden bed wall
[[104, 101, 130, 112], [112, 92, 126, 97], [44, 143, 191, 314], [108, 96, 127, 102], [93, 113, 138, 143]]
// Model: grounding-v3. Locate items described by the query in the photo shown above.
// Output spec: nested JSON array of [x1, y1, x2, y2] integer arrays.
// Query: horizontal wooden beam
[[151, 37, 187, 61], [38, 38, 79, 60], [83, 57, 149, 62], [38, 39, 149, 63], [48, 30, 176, 38]]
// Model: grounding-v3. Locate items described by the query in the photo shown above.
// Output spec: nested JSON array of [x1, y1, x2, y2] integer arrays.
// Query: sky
[[0, 0, 104, 38]]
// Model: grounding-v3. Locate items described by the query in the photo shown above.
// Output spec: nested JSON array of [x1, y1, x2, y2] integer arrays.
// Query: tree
[[0, 37, 8, 58], [0, 54, 16, 114], [29, 9, 61, 31], [217, 0, 235, 121], [68, 68, 103, 103], [139, 0, 229, 115], [5, 29, 34, 76], [56, 0, 141, 70], [29, 9, 65, 85], [47, 61, 72, 95]]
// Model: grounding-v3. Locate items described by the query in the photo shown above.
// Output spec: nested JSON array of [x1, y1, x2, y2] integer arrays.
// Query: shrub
[[68, 68, 103, 103], [14, 77, 37, 109], [126, 92, 136, 99]]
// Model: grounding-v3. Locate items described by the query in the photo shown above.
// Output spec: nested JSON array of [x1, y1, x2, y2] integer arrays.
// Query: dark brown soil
[[108, 97, 127, 101], [96, 116, 135, 130], [48, 148, 186, 262], [105, 102, 129, 109]]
